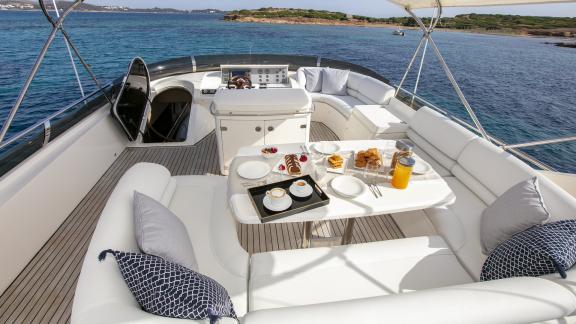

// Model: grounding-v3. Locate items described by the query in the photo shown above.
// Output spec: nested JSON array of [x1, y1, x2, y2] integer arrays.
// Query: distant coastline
[[0, 0, 225, 14], [224, 9, 576, 39]]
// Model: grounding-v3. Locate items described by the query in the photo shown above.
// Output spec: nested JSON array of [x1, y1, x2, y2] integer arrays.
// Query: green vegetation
[[225, 8, 576, 32]]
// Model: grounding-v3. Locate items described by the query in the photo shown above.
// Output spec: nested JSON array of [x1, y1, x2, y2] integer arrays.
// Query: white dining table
[[227, 140, 454, 247]]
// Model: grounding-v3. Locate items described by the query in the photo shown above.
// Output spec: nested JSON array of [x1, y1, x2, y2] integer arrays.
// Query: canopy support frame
[[396, 1, 491, 141]]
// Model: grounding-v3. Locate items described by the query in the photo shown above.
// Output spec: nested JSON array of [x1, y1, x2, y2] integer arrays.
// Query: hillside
[[224, 8, 576, 37], [0, 1, 224, 14]]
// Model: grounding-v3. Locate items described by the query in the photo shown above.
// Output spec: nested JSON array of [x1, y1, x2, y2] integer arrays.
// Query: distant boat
[[393, 28, 405, 36]]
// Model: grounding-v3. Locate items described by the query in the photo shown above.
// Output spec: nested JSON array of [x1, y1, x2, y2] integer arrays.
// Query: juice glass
[[391, 157, 415, 189]]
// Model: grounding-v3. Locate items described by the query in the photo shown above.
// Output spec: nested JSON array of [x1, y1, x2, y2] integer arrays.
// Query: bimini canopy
[[388, 0, 575, 9]]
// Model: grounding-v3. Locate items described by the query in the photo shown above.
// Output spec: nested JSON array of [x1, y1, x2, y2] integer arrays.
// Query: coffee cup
[[266, 188, 286, 206], [292, 180, 308, 194]]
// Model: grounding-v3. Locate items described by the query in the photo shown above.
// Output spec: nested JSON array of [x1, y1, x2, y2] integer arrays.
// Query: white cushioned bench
[[72, 163, 248, 324], [73, 161, 576, 323], [295, 67, 410, 139], [404, 107, 576, 280], [249, 236, 472, 311]]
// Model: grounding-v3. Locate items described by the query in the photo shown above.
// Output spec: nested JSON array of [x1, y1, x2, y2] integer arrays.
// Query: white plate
[[313, 142, 340, 155], [331, 175, 367, 198], [289, 183, 313, 198], [413, 160, 432, 175], [263, 195, 292, 212], [237, 161, 271, 180]]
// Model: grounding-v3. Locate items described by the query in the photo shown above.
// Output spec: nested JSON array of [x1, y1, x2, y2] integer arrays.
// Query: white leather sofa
[[72, 163, 248, 324], [73, 158, 576, 323], [295, 67, 410, 140], [403, 107, 576, 281]]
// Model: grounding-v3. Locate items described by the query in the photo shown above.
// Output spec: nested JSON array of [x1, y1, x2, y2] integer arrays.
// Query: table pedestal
[[301, 218, 356, 248]]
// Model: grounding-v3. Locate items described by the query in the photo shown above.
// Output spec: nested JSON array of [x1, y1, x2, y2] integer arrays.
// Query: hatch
[[111, 57, 150, 141]]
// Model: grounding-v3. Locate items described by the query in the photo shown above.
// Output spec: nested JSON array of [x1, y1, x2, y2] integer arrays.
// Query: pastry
[[284, 154, 302, 176], [328, 154, 344, 168], [355, 148, 382, 168]]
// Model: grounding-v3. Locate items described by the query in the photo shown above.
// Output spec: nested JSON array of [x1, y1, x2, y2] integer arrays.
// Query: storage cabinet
[[264, 118, 308, 145], [217, 116, 310, 174]]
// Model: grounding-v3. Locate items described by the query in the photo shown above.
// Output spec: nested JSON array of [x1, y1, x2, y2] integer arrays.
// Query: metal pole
[[38, 0, 112, 105], [0, 0, 83, 143], [412, 8, 436, 103], [51, 0, 85, 97], [406, 7, 490, 141], [503, 136, 576, 150], [395, 36, 426, 97]]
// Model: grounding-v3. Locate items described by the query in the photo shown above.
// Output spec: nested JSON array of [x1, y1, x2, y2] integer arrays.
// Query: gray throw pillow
[[481, 177, 550, 254], [321, 68, 349, 96], [133, 191, 198, 270], [303, 68, 323, 93]]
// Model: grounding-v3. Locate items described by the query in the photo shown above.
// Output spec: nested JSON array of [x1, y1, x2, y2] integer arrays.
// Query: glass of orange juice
[[391, 157, 415, 189]]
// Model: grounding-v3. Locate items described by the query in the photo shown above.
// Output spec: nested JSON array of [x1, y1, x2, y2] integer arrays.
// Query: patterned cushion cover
[[99, 250, 237, 324], [481, 220, 576, 281]]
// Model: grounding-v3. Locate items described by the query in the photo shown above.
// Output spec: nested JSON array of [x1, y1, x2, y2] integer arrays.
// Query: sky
[[88, 0, 576, 17]]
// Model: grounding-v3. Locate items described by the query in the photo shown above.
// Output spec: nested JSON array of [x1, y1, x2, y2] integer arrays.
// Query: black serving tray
[[247, 175, 330, 223]]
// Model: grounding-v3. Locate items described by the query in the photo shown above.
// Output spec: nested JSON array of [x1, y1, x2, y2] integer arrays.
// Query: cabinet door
[[264, 118, 308, 145], [220, 120, 265, 169]]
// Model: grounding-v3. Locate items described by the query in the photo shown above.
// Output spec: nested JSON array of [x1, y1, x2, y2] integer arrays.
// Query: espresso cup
[[266, 188, 286, 206], [292, 180, 309, 194]]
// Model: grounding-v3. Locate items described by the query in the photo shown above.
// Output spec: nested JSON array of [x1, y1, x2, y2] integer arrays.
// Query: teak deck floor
[[0, 122, 404, 324]]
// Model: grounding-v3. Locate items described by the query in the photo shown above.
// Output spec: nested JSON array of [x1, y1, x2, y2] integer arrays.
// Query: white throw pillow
[[481, 177, 550, 254], [133, 191, 198, 270], [321, 68, 349, 96], [303, 68, 323, 93]]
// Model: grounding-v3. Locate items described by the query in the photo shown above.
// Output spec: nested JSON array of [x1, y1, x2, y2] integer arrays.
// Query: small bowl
[[261, 147, 279, 159]]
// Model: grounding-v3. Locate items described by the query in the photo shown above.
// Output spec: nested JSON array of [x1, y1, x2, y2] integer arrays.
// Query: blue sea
[[1, 11, 575, 172]]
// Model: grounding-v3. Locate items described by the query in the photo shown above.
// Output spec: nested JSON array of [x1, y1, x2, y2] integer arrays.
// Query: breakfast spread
[[284, 154, 302, 176], [328, 154, 344, 169], [355, 148, 382, 168]]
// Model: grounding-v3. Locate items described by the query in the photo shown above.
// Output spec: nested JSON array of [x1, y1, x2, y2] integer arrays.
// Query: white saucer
[[263, 195, 293, 212], [413, 160, 432, 175], [313, 142, 340, 155], [331, 175, 366, 198], [237, 161, 271, 180], [289, 183, 313, 198]]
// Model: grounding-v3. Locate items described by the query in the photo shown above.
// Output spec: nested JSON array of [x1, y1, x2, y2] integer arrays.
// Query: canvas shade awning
[[388, 0, 575, 8]]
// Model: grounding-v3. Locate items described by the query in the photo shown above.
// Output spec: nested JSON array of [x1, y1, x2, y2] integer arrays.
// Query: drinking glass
[[313, 158, 328, 185], [363, 160, 381, 185]]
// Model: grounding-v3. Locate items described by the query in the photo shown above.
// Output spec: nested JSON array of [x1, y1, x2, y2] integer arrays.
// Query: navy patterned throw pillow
[[481, 220, 576, 281], [99, 250, 237, 324]]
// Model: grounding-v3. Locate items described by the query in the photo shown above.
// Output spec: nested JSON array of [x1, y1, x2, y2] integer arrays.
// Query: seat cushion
[[425, 177, 488, 280], [249, 236, 473, 311], [351, 106, 408, 135], [409, 107, 477, 160], [310, 93, 364, 118]]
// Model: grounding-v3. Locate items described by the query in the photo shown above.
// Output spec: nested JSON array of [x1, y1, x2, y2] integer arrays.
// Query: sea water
[[1, 11, 575, 172]]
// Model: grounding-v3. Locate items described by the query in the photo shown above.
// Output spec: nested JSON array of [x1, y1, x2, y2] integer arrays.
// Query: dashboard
[[220, 64, 290, 89]]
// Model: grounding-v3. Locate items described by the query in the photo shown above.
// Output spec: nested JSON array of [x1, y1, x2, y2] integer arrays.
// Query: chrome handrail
[[0, 83, 112, 151]]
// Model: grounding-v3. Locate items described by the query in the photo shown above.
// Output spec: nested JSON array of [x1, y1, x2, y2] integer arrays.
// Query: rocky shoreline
[[224, 15, 576, 39]]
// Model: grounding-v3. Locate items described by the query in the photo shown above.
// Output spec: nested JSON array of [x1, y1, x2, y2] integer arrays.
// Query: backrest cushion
[[457, 138, 576, 221], [407, 129, 457, 171], [409, 107, 477, 160], [358, 76, 395, 105], [134, 191, 198, 270], [321, 68, 349, 96], [346, 71, 366, 91]]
